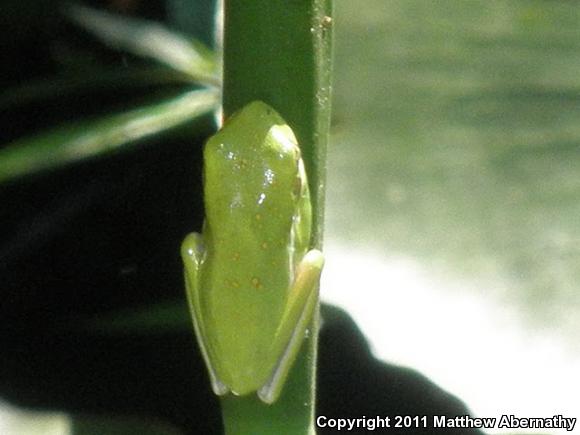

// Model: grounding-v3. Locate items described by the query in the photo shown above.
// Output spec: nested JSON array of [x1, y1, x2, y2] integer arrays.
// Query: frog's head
[[204, 101, 304, 214]]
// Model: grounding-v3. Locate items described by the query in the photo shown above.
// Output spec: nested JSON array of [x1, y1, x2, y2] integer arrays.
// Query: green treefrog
[[181, 101, 324, 404]]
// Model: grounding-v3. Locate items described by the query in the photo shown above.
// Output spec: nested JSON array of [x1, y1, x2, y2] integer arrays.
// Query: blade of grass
[[68, 4, 220, 86], [0, 89, 218, 184], [220, 0, 333, 434], [0, 66, 195, 110]]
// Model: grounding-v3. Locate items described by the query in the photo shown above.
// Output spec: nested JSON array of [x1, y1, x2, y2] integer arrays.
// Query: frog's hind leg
[[182, 232, 229, 396], [258, 249, 324, 404]]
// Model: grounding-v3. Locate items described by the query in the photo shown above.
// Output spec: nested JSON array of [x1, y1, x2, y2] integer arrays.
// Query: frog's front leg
[[258, 249, 325, 404], [181, 232, 229, 396]]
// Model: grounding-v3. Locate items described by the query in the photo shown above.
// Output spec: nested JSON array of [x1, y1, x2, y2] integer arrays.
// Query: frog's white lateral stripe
[[258, 251, 322, 403], [258, 309, 309, 404], [189, 296, 229, 396], [182, 237, 229, 397]]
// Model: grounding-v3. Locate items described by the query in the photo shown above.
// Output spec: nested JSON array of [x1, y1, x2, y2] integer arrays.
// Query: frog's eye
[[293, 172, 303, 198], [293, 159, 307, 198], [293, 144, 301, 161]]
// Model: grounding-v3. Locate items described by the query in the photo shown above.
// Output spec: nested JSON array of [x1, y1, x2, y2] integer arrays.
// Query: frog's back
[[199, 102, 307, 394]]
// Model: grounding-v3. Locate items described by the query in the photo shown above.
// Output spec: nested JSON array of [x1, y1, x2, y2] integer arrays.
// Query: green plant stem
[[220, 1, 333, 434]]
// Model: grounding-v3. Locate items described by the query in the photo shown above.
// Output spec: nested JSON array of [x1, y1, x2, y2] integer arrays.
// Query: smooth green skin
[[181, 101, 324, 404]]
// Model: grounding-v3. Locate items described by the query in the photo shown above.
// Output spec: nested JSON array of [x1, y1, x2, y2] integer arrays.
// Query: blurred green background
[[323, 0, 580, 430], [330, 0, 580, 325]]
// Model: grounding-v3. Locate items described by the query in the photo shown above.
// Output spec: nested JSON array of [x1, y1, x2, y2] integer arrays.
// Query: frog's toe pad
[[211, 377, 229, 396]]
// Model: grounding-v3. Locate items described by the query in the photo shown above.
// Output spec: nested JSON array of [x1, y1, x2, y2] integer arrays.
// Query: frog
[[181, 101, 324, 404]]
